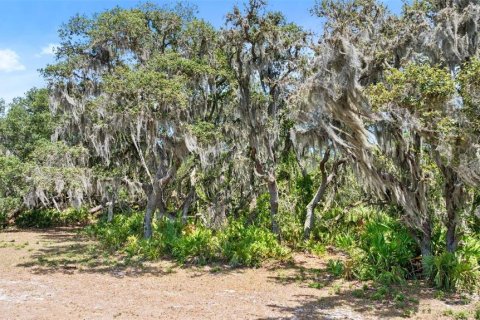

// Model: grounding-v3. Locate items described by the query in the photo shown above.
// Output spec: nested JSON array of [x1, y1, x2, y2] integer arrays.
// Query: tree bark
[[155, 195, 167, 221], [434, 152, 465, 253], [304, 148, 345, 239], [304, 148, 331, 239], [144, 166, 175, 239], [267, 175, 280, 236], [181, 188, 196, 224], [107, 200, 114, 222], [89, 205, 103, 214], [444, 171, 464, 253], [144, 191, 157, 239], [417, 219, 433, 276]]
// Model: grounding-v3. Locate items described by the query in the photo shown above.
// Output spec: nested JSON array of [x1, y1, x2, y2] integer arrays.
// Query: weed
[[326, 259, 344, 278], [308, 282, 324, 289]]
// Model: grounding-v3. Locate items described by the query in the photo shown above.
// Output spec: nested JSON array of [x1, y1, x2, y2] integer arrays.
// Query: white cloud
[[0, 71, 44, 103], [39, 43, 59, 56], [0, 49, 25, 72]]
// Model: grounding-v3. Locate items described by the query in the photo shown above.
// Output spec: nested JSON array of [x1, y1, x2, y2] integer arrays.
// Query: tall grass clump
[[310, 207, 418, 284], [425, 235, 480, 292]]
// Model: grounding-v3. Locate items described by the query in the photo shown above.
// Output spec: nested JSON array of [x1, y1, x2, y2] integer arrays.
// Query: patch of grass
[[443, 309, 454, 317], [308, 281, 325, 289], [326, 259, 344, 278], [352, 288, 365, 298], [402, 308, 414, 318], [329, 283, 341, 295], [434, 290, 446, 300], [452, 311, 468, 320], [474, 304, 480, 320], [210, 266, 222, 273], [371, 286, 388, 301]]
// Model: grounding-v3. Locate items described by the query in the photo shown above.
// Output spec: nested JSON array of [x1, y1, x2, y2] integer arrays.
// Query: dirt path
[[0, 228, 477, 320]]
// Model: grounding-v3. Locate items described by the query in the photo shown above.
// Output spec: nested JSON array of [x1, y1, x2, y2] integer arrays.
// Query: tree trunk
[[107, 200, 114, 222], [304, 180, 329, 239], [445, 222, 457, 253], [304, 149, 346, 239], [304, 148, 331, 238], [144, 190, 157, 239], [434, 152, 465, 253], [419, 220, 433, 276], [144, 165, 175, 239], [155, 193, 167, 220], [445, 170, 465, 253], [267, 176, 280, 236], [181, 188, 196, 224]]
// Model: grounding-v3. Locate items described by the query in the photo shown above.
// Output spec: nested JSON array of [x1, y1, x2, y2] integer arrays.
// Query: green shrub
[[124, 235, 163, 260], [334, 233, 355, 249], [376, 266, 407, 286], [0, 211, 7, 229], [326, 259, 345, 278], [85, 212, 143, 250], [60, 208, 90, 225], [152, 218, 183, 253], [305, 240, 326, 256], [361, 218, 415, 275], [371, 286, 389, 301], [345, 216, 416, 283], [453, 311, 468, 320], [312, 209, 417, 283], [423, 235, 480, 292], [0, 197, 22, 228], [86, 214, 289, 267], [426, 251, 480, 292], [172, 227, 219, 264], [220, 220, 289, 267], [251, 193, 272, 229], [15, 209, 61, 228], [15, 208, 90, 228]]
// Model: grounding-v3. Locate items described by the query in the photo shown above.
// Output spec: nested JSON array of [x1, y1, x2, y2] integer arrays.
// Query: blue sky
[[0, 0, 403, 103]]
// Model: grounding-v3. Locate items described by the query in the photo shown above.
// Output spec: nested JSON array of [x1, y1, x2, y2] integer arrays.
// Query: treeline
[[1, 0, 480, 291]]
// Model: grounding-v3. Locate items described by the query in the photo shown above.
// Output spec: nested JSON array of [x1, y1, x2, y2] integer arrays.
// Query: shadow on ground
[[257, 288, 425, 319], [12, 227, 245, 278], [14, 228, 175, 277], [260, 258, 446, 319]]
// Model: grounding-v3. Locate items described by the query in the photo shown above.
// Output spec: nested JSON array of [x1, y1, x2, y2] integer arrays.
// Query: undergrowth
[[85, 213, 289, 267], [14, 208, 90, 228]]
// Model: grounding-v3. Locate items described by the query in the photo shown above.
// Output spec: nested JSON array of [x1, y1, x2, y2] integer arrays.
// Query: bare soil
[[0, 228, 477, 319]]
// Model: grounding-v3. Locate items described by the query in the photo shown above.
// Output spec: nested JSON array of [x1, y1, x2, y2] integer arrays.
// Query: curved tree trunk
[[304, 148, 345, 239], [144, 166, 175, 239], [304, 181, 329, 239], [304, 148, 330, 239]]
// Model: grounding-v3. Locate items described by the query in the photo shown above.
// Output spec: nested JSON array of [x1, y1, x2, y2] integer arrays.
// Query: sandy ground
[[0, 228, 478, 320]]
